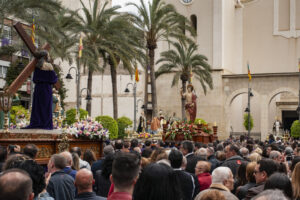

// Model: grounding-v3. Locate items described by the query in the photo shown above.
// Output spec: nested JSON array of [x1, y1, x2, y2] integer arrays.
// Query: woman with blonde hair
[[248, 152, 262, 162], [236, 162, 257, 200], [292, 162, 300, 200]]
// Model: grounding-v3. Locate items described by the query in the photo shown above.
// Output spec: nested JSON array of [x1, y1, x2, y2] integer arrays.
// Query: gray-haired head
[[269, 151, 281, 161], [103, 145, 115, 156], [251, 189, 288, 200], [240, 147, 249, 157], [211, 166, 232, 184]]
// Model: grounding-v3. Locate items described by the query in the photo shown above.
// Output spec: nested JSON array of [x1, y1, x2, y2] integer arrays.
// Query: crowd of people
[[0, 134, 300, 200]]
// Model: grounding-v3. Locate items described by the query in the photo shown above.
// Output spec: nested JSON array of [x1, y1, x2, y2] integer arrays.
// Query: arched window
[[190, 15, 197, 32]]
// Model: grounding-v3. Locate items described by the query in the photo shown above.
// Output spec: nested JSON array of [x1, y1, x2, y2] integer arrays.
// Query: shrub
[[291, 120, 300, 138], [10, 105, 29, 124], [243, 113, 254, 131], [65, 108, 89, 125], [117, 116, 133, 139], [194, 118, 207, 125], [95, 116, 118, 139]]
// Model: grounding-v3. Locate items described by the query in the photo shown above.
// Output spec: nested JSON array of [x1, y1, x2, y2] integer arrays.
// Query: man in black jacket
[[206, 147, 220, 173], [169, 149, 200, 199], [181, 140, 204, 174], [47, 154, 76, 200], [222, 144, 245, 178], [75, 169, 106, 200]]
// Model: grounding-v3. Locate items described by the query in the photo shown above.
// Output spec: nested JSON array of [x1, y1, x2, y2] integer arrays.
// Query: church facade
[[62, 0, 300, 140]]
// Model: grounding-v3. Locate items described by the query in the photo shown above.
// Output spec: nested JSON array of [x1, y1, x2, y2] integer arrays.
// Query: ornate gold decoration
[[58, 131, 69, 152], [37, 147, 53, 158]]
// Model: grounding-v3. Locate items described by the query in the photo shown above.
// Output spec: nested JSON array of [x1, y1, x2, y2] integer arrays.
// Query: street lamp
[[65, 67, 80, 117], [80, 88, 92, 107], [125, 82, 138, 132]]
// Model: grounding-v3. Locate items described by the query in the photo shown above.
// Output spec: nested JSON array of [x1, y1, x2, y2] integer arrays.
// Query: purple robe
[[25, 68, 58, 129]]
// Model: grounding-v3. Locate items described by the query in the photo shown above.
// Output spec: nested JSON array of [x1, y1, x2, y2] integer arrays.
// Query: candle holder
[[213, 126, 218, 135], [0, 91, 13, 133]]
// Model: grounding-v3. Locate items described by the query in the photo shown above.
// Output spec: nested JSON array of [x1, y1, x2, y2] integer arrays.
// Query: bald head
[[75, 169, 93, 193], [0, 169, 34, 200], [60, 151, 73, 166]]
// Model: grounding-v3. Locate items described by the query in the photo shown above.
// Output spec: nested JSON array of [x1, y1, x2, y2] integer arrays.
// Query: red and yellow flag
[[135, 66, 139, 82], [31, 16, 35, 45], [78, 35, 83, 58], [247, 62, 252, 81]]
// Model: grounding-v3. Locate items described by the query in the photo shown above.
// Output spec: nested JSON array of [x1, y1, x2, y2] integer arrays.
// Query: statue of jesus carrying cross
[[7, 22, 60, 130]]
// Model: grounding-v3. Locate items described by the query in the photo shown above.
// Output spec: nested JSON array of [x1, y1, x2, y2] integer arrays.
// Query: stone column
[[260, 95, 269, 141]]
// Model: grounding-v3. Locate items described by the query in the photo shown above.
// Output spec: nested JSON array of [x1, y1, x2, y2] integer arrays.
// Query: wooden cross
[[6, 22, 59, 95]]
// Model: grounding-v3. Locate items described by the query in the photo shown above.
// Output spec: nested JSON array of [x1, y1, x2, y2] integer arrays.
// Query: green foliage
[[194, 118, 207, 125], [291, 120, 300, 138], [10, 105, 29, 124], [243, 113, 254, 131], [5, 60, 29, 86], [95, 116, 118, 139], [65, 108, 88, 125], [117, 116, 133, 139]]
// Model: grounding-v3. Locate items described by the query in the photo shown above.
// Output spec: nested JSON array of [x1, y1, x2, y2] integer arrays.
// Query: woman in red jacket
[[195, 161, 212, 191]]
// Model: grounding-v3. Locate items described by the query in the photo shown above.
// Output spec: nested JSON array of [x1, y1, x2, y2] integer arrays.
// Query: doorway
[[282, 110, 298, 131]]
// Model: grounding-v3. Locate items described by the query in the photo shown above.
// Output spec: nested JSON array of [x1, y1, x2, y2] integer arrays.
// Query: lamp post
[[65, 67, 80, 117], [125, 82, 137, 132], [297, 58, 300, 122], [79, 88, 92, 108]]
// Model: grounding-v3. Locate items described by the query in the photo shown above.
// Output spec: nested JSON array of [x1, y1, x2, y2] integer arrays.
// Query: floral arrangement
[[66, 118, 109, 140], [138, 132, 152, 139], [9, 118, 30, 129], [166, 121, 195, 140]]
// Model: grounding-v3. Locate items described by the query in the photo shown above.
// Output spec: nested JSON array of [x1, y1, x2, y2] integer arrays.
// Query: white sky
[[112, 0, 149, 14]]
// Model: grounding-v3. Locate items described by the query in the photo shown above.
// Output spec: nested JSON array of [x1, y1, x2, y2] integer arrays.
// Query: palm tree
[[74, 0, 123, 114], [156, 40, 213, 119], [127, 0, 194, 118]]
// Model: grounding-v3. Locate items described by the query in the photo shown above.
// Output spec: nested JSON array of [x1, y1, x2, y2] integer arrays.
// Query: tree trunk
[[86, 68, 93, 115], [149, 48, 158, 117], [110, 62, 118, 119], [181, 80, 187, 120]]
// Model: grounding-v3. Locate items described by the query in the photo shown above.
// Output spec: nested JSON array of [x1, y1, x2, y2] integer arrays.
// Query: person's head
[[239, 147, 249, 158], [75, 169, 94, 193], [111, 152, 140, 191], [252, 189, 288, 200], [253, 147, 263, 155], [294, 147, 300, 156], [133, 163, 182, 200], [83, 149, 96, 166], [264, 173, 293, 199], [145, 140, 151, 147], [60, 151, 73, 166], [141, 148, 153, 158], [103, 145, 115, 156], [216, 151, 226, 161], [70, 147, 82, 157], [236, 161, 248, 185], [180, 141, 194, 155], [196, 189, 226, 200], [246, 162, 256, 183], [212, 167, 233, 190], [224, 144, 239, 159], [131, 139, 139, 149], [187, 84, 194, 92], [71, 152, 80, 170], [195, 161, 211, 175], [23, 144, 38, 159], [150, 147, 166, 163], [3, 154, 30, 171], [290, 156, 300, 172], [292, 162, 300, 198], [206, 147, 215, 157], [115, 140, 124, 150], [47, 154, 67, 173], [101, 153, 115, 180], [269, 150, 282, 163], [195, 148, 207, 159], [249, 152, 262, 162], [168, 149, 183, 169], [0, 169, 34, 200], [254, 159, 277, 184]]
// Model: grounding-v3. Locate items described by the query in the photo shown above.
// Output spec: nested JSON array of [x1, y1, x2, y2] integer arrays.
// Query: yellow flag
[[31, 17, 35, 45], [135, 67, 139, 82]]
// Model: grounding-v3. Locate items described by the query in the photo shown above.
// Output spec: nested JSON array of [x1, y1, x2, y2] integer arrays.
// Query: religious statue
[[273, 119, 281, 136], [137, 111, 146, 133], [25, 50, 58, 130], [181, 84, 197, 122]]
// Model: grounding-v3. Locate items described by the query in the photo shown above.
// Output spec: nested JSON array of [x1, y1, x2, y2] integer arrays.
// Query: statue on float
[[181, 84, 197, 122]]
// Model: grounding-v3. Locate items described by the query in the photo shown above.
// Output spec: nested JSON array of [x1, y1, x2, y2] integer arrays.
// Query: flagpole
[[248, 80, 251, 138]]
